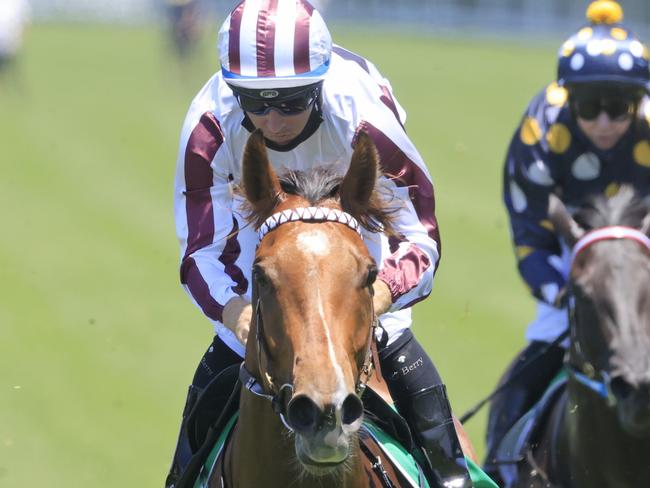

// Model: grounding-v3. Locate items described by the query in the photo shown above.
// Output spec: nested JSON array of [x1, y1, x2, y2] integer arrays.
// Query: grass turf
[[0, 23, 556, 486]]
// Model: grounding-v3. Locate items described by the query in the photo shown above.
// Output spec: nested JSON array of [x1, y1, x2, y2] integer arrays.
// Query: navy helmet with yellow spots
[[557, 0, 650, 91]]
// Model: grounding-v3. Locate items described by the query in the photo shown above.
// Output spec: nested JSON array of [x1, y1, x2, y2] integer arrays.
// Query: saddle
[[494, 372, 568, 488], [185, 363, 241, 453], [175, 364, 241, 488]]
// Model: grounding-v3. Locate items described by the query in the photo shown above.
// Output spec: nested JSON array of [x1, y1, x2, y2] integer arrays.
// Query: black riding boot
[[165, 336, 243, 487], [379, 330, 472, 488], [165, 385, 203, 488], [483, 341, 565, 482]]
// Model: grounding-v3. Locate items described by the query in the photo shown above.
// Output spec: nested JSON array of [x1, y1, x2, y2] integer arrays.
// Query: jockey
[[485, 0, 650, 482], [166, 1, 473, 487]]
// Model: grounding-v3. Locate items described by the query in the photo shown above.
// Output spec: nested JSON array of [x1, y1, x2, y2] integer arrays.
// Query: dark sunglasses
[[238, 88, 319, 116], [572, 96, 636, 121]]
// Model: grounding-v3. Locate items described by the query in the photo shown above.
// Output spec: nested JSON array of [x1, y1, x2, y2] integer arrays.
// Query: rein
[[566, 225, 650, 406], [239, 206, 378, 432]]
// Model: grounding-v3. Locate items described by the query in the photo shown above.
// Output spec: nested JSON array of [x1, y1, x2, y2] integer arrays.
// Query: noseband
[[240, 206, 377, 431], [566, 226, 650, 406]]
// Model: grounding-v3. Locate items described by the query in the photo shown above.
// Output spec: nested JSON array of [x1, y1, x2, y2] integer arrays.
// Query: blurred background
[[1, 0, 648, 486]]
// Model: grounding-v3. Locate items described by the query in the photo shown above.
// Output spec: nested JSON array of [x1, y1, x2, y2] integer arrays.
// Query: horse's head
[[549, 187, 650, 436], [239, 130, 392, 473]]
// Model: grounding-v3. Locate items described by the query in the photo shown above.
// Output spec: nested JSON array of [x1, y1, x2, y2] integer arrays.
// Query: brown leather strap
[[359, 427, 412, 488], [371, 332, 384, 385]]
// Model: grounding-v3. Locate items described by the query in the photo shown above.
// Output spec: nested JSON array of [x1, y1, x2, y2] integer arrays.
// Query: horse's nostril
[[341, 394, 363, 426], [611, 376, 634, 400], [287, 394, 321, 433]]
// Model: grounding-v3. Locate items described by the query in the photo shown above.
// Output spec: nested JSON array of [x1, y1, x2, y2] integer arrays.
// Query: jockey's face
[[247, 106, 313, 146], [571, 83, 640, 151], [576, 112, 633, 151]]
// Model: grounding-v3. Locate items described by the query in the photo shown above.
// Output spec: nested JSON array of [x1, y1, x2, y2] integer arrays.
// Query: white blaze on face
[[297, 229, 347, 406], [296, 230, 330, 256], [316, 287, 348, 407]]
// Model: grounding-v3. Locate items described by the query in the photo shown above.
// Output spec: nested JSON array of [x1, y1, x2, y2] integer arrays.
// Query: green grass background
[[1, 23, 556, 486]]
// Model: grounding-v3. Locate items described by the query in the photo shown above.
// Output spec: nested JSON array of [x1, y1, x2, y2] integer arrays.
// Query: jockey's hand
[[372, 280, 392, 316], [223, 296, 253, 345]]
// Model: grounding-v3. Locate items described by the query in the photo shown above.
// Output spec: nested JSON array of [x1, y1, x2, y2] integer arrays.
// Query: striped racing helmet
[[218, 0, 332, 99]]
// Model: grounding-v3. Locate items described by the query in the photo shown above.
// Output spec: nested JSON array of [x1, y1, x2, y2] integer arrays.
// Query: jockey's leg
[[483, 340, 565, 482], [165, 336, 242, 488], [165, 384, 201, 488], [379, 329, 473, 488]]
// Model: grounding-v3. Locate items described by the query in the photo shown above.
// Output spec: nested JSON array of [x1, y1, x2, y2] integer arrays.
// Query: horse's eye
[[253, 265, 269, 287], [365, 266, 378, 287]]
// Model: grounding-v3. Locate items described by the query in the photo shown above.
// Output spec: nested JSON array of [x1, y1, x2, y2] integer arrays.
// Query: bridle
[[566, 226, 650, 406], [239, 206, 379, 431]]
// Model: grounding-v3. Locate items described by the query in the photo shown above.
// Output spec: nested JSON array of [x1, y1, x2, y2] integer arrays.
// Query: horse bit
[[239, 206, 380, 431], [566, 225, 650, 407]]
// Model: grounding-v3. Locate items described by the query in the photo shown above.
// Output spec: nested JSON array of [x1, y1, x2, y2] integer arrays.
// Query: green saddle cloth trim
[[364, 419, 425, 487], [364, 420, 498, 488], [467, 458, 500, 488], [194, 413, 498, 488], [194, 413, 238, 488]]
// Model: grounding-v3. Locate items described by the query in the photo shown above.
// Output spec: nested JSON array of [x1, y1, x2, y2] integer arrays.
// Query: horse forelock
[[280, 168, 396, 234], [574, 186, 650, 231], [241, 166, 396, 235], [279, 168, 343, 205]]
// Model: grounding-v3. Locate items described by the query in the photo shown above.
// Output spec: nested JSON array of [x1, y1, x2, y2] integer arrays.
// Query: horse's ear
[[242, 130, 281, 219], [548, 193, 585, 247], [340, 131, 378, 216]]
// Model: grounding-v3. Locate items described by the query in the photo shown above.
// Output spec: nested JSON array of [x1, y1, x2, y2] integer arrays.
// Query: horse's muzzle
[[287, 392, 365, 473]]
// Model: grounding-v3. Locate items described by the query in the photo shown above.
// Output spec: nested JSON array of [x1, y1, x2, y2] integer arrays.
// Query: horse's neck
[[228, 391, 367, 488], [228, 392, 294, 487], [561, 385, 650, 487]]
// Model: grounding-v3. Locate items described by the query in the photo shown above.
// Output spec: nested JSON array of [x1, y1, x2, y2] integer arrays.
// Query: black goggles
[[237, 87, 319, 116], [571, 95, 637, 121]]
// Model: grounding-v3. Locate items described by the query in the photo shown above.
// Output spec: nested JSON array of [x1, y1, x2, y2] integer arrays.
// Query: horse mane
[[279, 167, 343, 205], [573, 185, 650, 231], [240, 167, 397, 235]]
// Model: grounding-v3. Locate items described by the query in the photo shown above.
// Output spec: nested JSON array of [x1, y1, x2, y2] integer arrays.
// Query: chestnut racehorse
[[194, 129, 480, 488], [513, 188, 650, 488]]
